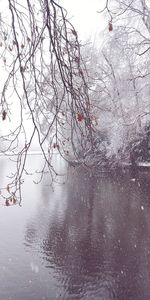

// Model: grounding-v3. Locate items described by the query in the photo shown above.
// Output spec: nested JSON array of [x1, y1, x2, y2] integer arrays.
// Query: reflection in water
[[24, 165, 150, 300]]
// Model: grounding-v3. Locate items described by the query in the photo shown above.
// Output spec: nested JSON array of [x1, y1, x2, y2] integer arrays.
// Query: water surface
[[0, 155, 150, 300]]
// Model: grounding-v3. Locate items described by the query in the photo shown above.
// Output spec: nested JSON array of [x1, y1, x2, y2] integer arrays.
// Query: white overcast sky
[[61, 0, 106, 43]]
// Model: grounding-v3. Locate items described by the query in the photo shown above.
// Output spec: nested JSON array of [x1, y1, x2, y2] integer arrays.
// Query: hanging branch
[[0, 0, 95, 205]]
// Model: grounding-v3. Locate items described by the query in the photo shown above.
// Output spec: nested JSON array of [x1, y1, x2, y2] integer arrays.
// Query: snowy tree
[[96, 0, 150, 162]]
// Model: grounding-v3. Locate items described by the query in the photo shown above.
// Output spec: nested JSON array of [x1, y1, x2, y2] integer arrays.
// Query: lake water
[[0, 155, 150, 300]]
